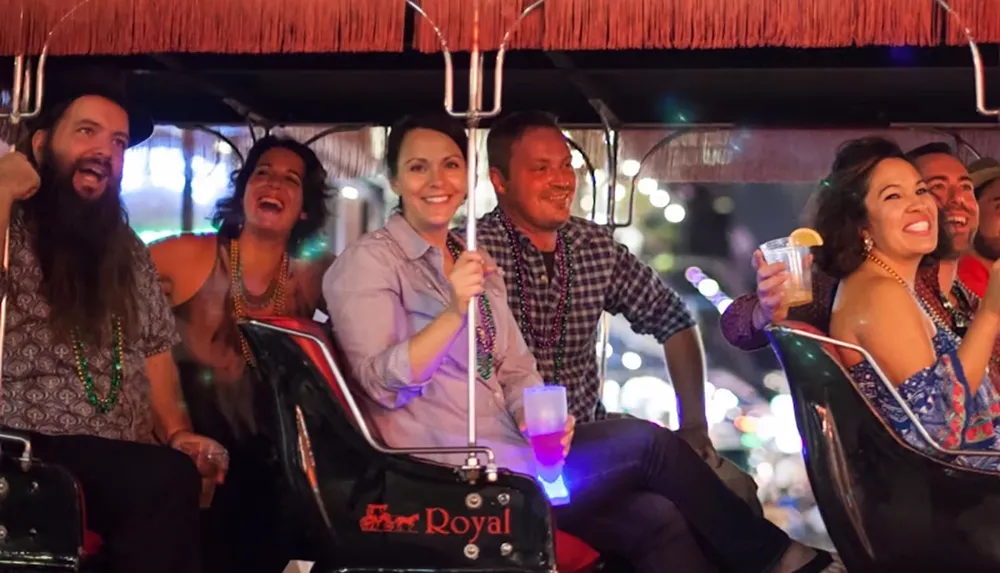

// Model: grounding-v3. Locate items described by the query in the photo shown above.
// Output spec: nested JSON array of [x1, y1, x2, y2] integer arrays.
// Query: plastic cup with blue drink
[[523, 385, 571, 505]]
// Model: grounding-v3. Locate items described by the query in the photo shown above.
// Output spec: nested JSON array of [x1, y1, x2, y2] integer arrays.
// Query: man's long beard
[[23, 146, 138, 344]]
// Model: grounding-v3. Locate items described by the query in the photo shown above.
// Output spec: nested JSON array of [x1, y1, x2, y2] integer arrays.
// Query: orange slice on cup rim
[[789, 227, 823, 248]]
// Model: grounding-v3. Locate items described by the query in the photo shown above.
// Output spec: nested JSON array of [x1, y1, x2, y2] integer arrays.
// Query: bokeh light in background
[[122, 143, 236, 242], [120, 126, 826, 547]]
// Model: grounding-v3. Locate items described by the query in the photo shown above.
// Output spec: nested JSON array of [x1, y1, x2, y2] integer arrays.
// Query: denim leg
[[556, 492, 719, 573], [558, 417, 790, 573]]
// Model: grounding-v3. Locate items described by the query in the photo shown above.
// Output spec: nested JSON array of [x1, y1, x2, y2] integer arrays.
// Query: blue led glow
[[537, 472, 570, 506]]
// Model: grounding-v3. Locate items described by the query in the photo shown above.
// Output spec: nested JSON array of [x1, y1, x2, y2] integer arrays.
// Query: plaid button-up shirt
[[473, 208, 697, 422]]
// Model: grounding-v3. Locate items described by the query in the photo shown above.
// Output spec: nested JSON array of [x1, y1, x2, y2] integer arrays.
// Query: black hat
[[21, 70, 153, 148]]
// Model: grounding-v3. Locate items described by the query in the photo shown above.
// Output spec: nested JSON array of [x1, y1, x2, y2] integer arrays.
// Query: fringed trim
[[0, 0, 406, 56], [411, 0, 544, 53], [942, 0, 1000, 45], [413, 0, 938, 53], [0, 0, 986, 55]]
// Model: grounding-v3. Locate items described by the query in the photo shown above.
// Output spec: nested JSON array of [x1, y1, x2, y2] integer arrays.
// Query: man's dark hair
[[212, 136, 332, 255], [904, 141, 956, 163], [814, 136, 954, 279], [16, 75, 153, 152], [486, 111, 561, 178]]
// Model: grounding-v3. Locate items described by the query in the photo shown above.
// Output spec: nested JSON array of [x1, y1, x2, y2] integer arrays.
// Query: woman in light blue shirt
[[324, 113, 834, 573]]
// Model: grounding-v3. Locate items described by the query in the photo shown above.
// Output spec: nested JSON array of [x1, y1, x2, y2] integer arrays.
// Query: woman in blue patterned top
[[820, 137, 1000, 470]]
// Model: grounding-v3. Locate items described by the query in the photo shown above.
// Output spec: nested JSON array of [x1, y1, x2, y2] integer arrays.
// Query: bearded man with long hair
[[0, 82, 221, 573]]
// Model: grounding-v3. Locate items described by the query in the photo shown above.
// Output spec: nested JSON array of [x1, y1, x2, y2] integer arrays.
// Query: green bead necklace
[[71, 316, 124, 414], [446, 236, 497, 379]]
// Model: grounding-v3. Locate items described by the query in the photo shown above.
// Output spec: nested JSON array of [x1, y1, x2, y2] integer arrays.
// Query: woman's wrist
[[166, 428, 194, 447]]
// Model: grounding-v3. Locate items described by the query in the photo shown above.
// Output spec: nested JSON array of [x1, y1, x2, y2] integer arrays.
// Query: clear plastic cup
[[178, 441, 229, 508], [523, 385, 571, 505], [760, 237, 814, 307]]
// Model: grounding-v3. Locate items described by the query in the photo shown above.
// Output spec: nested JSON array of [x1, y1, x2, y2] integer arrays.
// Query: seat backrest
[[241, 316, 424, 566], [767, 320, 1000, 573], [244, 316, 388, 443], [240, 316, 559, 573], [0, 448, 83, 571]]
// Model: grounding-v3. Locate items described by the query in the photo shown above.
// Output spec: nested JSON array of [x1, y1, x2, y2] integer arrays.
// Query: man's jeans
[[552, 418, 789, 573]]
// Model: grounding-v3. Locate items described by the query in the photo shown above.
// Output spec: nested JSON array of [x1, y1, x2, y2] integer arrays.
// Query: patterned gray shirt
[[473, 209, 697, 423], [0, 208, 181, 443]]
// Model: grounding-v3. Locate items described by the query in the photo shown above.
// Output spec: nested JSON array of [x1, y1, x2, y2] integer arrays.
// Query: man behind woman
[[814, 137, 1000, 468], [324, 112, 836, 573]]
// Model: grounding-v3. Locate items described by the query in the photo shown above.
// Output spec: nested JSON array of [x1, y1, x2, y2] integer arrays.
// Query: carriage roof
[[3, 0, 1000, 187], [0, 0, 998, 127]]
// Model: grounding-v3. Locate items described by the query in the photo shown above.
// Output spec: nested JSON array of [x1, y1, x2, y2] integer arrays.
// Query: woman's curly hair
[[212, 136, 333, 254], [813, 136, 953, 279]]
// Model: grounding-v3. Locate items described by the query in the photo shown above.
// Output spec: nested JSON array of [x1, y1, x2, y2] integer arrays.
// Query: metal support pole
[[405, 0, 547, 483]]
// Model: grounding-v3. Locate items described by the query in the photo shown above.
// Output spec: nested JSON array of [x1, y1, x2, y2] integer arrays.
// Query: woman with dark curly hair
[[818, 136, 1000, 470], [150, 136, 334, 572]]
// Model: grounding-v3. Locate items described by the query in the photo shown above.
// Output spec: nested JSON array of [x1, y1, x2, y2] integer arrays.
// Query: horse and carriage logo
[[360, 504, 420, 533], [359, 503, 512, 543]]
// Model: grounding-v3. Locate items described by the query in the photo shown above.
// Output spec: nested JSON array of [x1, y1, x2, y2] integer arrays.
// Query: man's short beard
[[974, 233, 1000, 262], [22, 141, 138, 343], [923, 209, 961, 264]]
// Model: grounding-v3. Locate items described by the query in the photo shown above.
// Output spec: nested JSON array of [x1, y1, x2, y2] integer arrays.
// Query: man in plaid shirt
[[476, 111, 721, 466]]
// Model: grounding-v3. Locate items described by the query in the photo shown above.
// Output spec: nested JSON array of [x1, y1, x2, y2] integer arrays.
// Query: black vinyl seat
[[767, 320, 1000, 573], [240, 316, 562, 573]]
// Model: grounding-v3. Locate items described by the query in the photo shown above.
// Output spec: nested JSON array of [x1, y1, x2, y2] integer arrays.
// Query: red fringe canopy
[[412, 0, 940, 53], [2, 0, 997, 55], [943, 0, 1000, 44], [0, 0, 406, 56]]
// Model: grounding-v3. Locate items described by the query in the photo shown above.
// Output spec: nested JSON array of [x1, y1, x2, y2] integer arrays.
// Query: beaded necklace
[[937, 285, 973, 337], [953, 279, 1000, 374], [867, 253, 959, 338], [229, 239, 289, 366], [956, 279, 980, 307], [72, 317, 124, 414], [868, 254, 996, 378], [496, 212, 574, 385], [445, 236, 497, 379]]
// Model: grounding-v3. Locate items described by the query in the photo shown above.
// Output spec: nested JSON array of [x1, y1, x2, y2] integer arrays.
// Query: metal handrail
[[0, 430, 33, 471], [1, 0, 97, 125], [770, 324, 1000, 459], [245, 319, 499, 475], [935, 0, 999, 118]]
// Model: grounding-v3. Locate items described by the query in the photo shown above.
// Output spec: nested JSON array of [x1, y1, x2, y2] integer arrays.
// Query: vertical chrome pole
[[0, 0, 97, 387], [463, 0, 483, 465], [406, 0, 548, 483]]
